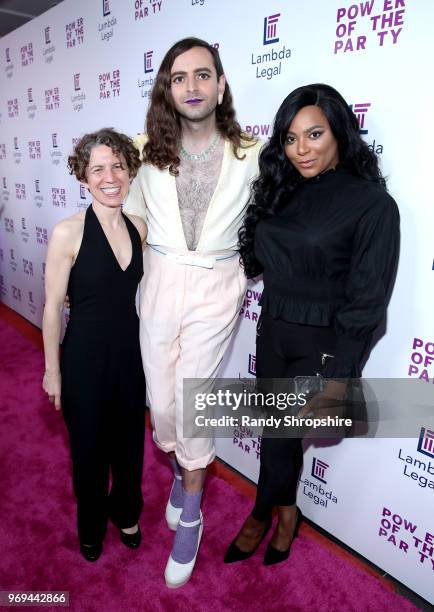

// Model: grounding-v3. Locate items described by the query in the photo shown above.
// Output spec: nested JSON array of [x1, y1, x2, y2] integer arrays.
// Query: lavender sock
[[169, 458, 183, 509], [171, 490, 202, 564], [169, 457, 182, 478]]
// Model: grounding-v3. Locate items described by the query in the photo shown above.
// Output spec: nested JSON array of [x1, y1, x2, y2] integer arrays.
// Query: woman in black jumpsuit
[[224, 84, 399, 566], [42, 129, 146, 561]]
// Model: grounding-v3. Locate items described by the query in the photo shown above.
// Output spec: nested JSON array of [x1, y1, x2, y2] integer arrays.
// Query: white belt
[[148, 245, 238, 269]]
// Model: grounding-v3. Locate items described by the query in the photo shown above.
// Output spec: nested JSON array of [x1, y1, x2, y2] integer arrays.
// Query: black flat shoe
[[263, 507, 302, 566], [224, 517, 271, 564], [80, 542, 103, 562], [120, 525, 141, 549]]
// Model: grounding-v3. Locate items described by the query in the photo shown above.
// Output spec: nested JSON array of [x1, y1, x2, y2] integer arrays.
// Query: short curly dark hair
[[68, 128, 141, 181]]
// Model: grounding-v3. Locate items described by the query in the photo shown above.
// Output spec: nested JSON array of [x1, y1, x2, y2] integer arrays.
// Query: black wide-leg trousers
[[61, 323, 145, 544], [252, 314, 337, 521], [62, 391, 145, 544]]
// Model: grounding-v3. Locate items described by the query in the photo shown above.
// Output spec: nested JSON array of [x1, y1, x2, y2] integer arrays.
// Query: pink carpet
[[0, 316, 416, 612]]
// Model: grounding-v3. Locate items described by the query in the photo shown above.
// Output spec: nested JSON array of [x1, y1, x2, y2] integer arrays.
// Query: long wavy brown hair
[[144, 37, 254, 175]]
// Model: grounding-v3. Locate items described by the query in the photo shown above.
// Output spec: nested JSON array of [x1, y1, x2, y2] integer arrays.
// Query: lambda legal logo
[[45, 27, 51, 44], [6, 48, 11, 62], [144, 51, 153, 74], [14, 137, 19, 150], [248, 353, 256, 376], [311, 457, 329, 484], [103, 0, 110, 16], [52, 133, 58, 148], [350, 102, 371, 135], [263, 13, 280, 45], [417, 427, 434, 459], [74, 73, 81, 91], [35, 179, 40, 193]]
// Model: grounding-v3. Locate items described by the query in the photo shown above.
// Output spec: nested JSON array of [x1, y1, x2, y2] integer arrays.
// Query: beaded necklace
[[180, 132, 221, 162]]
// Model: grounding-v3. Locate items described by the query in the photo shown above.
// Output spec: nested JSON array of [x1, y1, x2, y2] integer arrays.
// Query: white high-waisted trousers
[[139, 246, 247, 470]]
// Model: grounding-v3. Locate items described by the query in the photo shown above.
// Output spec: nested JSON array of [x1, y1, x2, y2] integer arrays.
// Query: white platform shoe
[[165, 474, 183, 531], [164, 512, 203, 589]]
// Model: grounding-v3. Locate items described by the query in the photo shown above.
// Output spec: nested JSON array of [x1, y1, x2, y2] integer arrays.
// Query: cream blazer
[[124, 134, 262, 252]]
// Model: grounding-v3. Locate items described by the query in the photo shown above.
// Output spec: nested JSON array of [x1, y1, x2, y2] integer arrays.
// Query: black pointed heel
[[120, 525, 141, 549], [80, 542, 103, 562], [224, 517, 271, 564], [263, 507, 302, 566]]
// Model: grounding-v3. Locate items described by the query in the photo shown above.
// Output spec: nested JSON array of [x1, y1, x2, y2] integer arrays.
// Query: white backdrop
[[0, 0, 433, 603]]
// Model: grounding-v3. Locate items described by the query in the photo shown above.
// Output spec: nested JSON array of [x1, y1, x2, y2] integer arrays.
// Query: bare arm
[[42, 221, 77, 409]]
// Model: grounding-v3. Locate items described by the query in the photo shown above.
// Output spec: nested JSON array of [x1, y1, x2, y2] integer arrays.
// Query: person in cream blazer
[[124, 36, 261, 588]]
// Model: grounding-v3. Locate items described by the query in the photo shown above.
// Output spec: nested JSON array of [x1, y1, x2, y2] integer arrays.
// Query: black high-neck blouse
[[254, 166, 400, 378]]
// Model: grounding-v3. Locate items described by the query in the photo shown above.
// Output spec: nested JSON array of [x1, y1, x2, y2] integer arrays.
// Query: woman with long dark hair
[[224, 84, 399, 566]]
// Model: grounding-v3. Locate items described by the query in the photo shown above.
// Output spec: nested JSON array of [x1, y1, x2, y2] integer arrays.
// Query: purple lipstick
[[185, 98, 203, 105]]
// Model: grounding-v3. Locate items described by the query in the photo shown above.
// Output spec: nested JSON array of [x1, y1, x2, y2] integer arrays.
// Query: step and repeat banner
[[0, 0, 432, 603]]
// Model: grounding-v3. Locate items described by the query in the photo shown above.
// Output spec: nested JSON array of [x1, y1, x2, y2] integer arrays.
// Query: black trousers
[[61, 323, 145, 544], [252, 314, 337, 521], [62, 396, 144, 543]]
